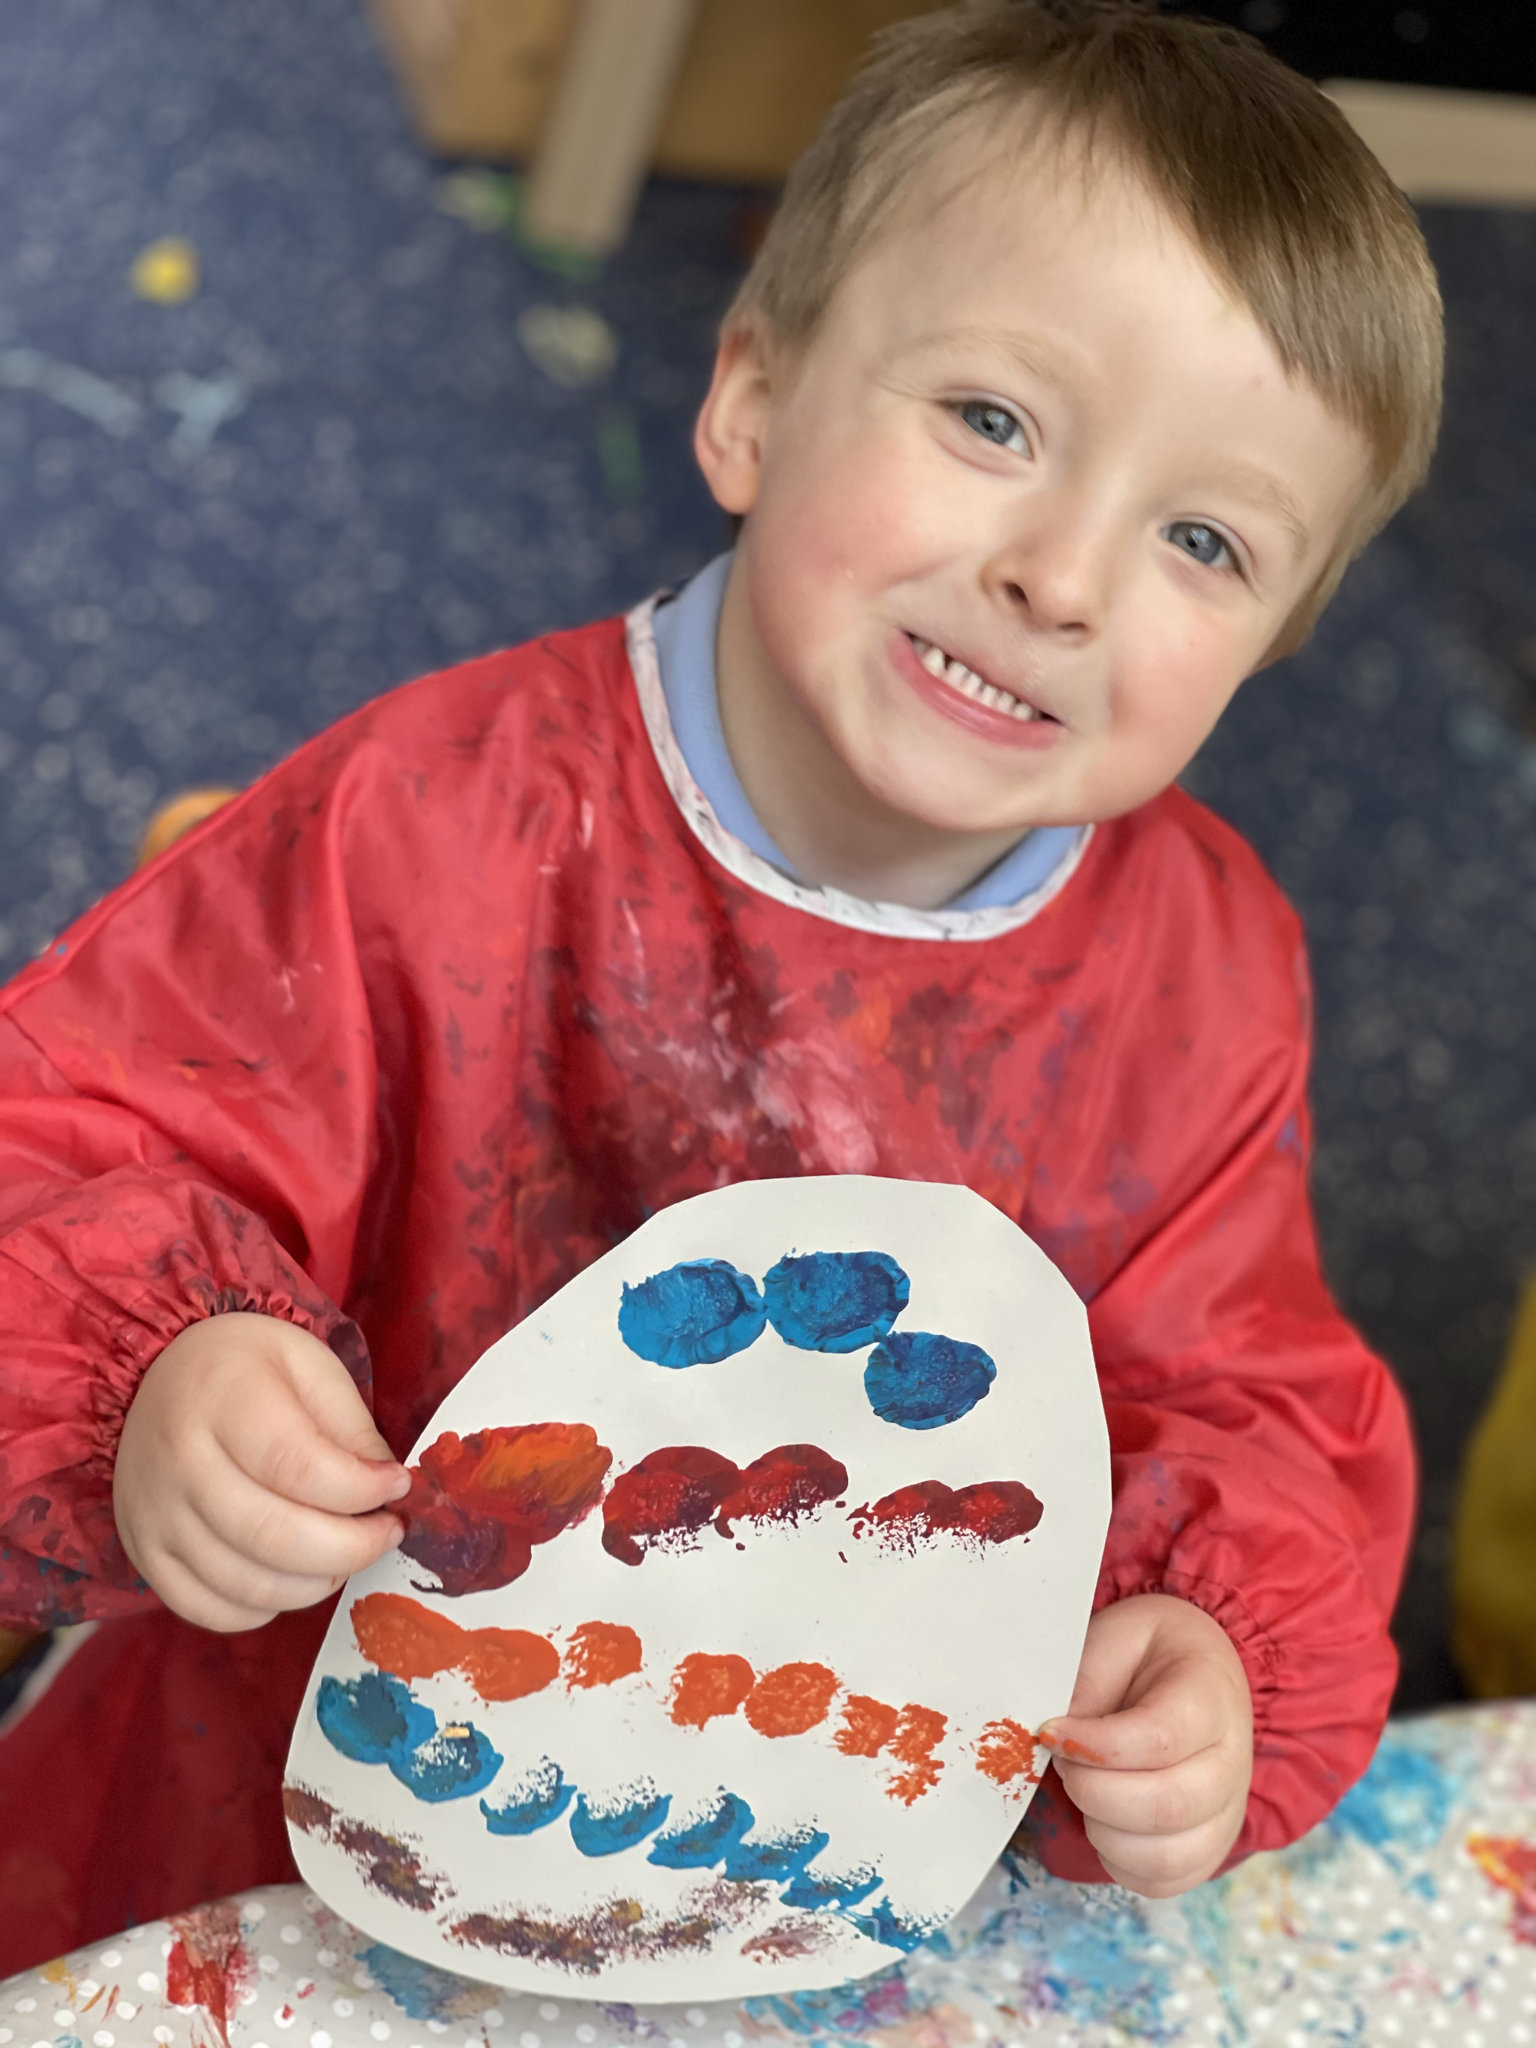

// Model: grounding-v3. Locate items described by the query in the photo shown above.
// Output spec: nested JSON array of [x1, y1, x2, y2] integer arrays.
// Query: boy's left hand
[[1038, 1592, 1253, 1898]]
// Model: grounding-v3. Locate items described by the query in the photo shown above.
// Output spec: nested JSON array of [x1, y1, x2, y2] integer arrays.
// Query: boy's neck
[[714, 562, 1033, 912]]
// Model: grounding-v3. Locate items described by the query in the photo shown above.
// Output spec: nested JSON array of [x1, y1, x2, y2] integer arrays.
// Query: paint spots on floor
[[1469, 1833, 1536, 1942], [762, 1249, 910, 1352], [400, 1421, 612, 1595], [863, 1333, 997, 1430], [850, 1478, 1043, 1552], [317, 1670, 503, 1802], [164, 1902, 252, 2048], [600, 1443, 847, 1564], [352, 1941, 492, 2022], [618, 1259, 766, 1366]]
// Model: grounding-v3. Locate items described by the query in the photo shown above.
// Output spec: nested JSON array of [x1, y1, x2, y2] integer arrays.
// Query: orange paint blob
[[564, 1619, 643, 1688], [351, 1590, 465, 1681], [834, 1693, 902, 1758], [744, 1661, 840, 1738], [1469, 1834, 1536, 1942], [1038, 1729, 1107, 1765], [974, 1718, 1040, 1790], [460, 1629, 561, 1702], [886, 1705, 948, 1804], [351, 1591, 558, 1703], [669, 1651, 757, 1728]]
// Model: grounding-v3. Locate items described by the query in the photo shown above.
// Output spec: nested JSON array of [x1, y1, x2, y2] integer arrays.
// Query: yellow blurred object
[[135, 786, 239, 867], [1454, 1274, 1536, 1697], [0, 1627, 36, 1682], [130, 236, 201, 304]]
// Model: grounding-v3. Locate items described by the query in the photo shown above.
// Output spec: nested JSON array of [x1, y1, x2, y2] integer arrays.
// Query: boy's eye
[[955, 400, 1029, 454], [1166, 521, 1236, 571]]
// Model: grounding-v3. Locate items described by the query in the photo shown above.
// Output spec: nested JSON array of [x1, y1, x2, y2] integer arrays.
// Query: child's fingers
[[215, 1376, 409, 1516], [1084, 1806, 1243, 1898], [277, 1328, 408, 1473], [137, 1529, 309, 1634], [187, 1455, 405, 1580], [1052, 1742, 1231, 1838], [161, 1514, 344, 1620], [1041, 1664, 1226, 1774]]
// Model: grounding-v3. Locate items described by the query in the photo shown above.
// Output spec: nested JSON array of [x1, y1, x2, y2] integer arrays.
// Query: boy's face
[[697, 133, 1373, 859]]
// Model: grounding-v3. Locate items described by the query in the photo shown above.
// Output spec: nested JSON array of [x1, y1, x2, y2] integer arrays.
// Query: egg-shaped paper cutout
[[285, 1176, 1109, 2002]]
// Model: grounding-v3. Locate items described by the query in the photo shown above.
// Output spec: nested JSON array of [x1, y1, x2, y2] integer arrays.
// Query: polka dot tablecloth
[[10, 1703, 1536, 2047]]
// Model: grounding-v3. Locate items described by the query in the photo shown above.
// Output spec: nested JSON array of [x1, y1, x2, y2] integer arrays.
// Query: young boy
[[0, 0, 1440, 1971]]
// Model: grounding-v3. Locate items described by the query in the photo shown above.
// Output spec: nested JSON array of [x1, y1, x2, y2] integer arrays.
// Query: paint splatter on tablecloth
[[12, 1701, 1536, 2045]]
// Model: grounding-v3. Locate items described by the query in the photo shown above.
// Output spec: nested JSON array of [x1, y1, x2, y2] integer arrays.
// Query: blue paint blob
[[647, 1789, 756, 1870], [780, 1865, 883, 1911], [317, 1671, 435, 1765], [1329, 1734, 1458, 1856], [570, 1782, 672, 1856], [722, 1825, 830, 1884], [863, 1331, 996, 1429], [850, 1896, 938, 1954], [481, 1758, 574, 1836], [763, 1250, 910, 1353], [357, 1943, 484, 2021], [391, 1721, 503, 1803], [618, 1260, 767, 1368]]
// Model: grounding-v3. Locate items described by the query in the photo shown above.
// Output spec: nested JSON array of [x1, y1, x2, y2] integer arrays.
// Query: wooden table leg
[[523, 0, 699, 255]]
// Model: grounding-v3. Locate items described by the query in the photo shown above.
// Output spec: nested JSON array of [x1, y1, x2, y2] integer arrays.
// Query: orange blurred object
[[135, 786, 240, 867]]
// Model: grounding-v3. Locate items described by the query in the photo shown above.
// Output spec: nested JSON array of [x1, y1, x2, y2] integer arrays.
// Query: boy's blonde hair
[[730, 0, 1444, 651]]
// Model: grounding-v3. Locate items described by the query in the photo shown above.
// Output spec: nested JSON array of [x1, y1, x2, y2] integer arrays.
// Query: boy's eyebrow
[[890, 324, 1087, 388], [1215, 464, 1312, 562]]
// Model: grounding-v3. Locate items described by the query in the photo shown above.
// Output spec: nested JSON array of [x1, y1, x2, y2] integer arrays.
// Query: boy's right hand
[[113, 1311, 411, 1632]]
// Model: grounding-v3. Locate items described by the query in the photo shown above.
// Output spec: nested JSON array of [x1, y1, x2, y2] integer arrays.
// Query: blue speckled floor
[[1, 0, 1533, 1710]]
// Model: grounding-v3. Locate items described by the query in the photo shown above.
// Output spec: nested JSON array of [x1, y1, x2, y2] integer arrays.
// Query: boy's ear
[[694, 320, 778, 518]]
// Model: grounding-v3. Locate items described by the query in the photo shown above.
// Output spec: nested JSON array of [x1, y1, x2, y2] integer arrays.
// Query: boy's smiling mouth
[[904, 632, 1053, 728]]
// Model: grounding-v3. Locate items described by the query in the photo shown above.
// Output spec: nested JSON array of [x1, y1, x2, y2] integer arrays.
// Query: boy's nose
[[985, 508, 1114, 640]]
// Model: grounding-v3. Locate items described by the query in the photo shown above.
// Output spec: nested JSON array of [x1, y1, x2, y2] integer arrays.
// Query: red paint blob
[[744, 1661, 840, 1738], [834, 1693, 902, 1758], [975, 1717, 1041, 1790], [669, 1651, 757, 1728], [1470, 1835, 1536, 1943], [351, 1591, 559, 1703], [166, 1903, 252, 2048], [602, 1442, 846, 1564], [564, 1619, 644, 1689], [602, 1446, 739, 1566], [850, 1478, 1043, 1552], [717, 1444, 850, 1537], [400, 1421, 612, 1595]]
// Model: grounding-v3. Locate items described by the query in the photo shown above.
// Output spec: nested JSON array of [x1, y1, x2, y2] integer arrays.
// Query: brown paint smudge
[[282, 1781, 445, 1912], [450, 1879, 764, 1976]]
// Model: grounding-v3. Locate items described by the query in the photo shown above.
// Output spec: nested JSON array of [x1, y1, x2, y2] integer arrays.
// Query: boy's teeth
[[910, 636, 1040, 722]]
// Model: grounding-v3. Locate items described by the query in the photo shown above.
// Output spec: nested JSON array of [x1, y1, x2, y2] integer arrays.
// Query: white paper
[[285, 1176, 1110, 2000]]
